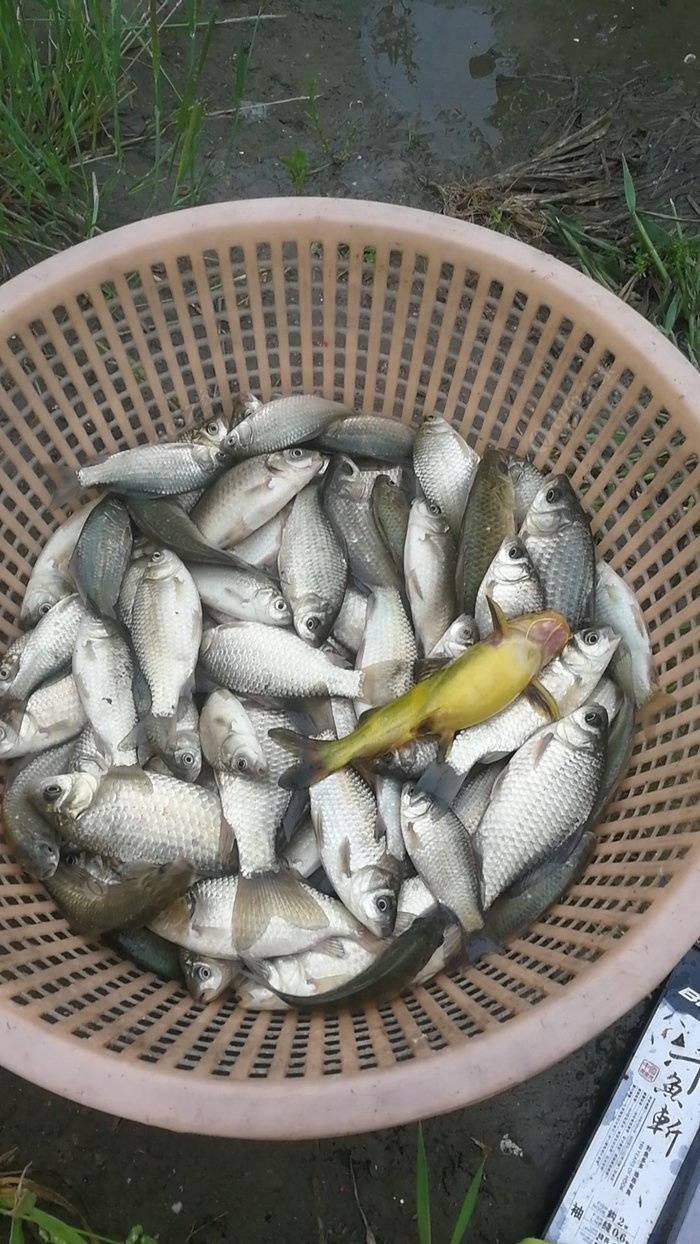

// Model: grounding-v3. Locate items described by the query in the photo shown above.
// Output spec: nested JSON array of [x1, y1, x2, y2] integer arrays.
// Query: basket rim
[[2, 854, 700, 1139], [1, 198, 699, 1137]]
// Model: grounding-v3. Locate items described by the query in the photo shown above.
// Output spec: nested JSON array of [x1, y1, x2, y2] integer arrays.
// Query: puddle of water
[[360, 0, 700, 165]]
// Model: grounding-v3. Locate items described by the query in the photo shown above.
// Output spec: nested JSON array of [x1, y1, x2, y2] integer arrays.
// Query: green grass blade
[[28, 1207, 90, 1243], [416, 1122, 432, 1244], [621, 154, 637, 214], [448, 1157, 485, 1244], [9, 1217, 25, 1244]]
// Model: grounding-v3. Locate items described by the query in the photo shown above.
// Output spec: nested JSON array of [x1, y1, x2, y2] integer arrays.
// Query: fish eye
[[0, 665, 10, 680], [235, 757, 249, 772], [376, 896, 391, 914], [584, 630, 599, 645], [181, 752, 195, 768], [273, 598, 288, 613], [427, 501, 441, 516], [545, 486, 561, 504], [197, 964, 212, 982], [43, 783, 63, 802], [305, 616, 320, 632], [288, 447, 304, 459], [206, 421, 219, 435], [63, 850, 79, 867], [584, 710, 602, 726], [507, 544, 522, 559], [150, 550, 164, 563], [340, 459, 355, 477], [40, 602, 53, 615], [215, 450, 228, 463]]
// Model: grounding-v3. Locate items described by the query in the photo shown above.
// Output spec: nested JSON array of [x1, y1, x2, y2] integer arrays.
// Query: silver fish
[[192, 448, 325, 549], [138, 691, 202, 783], [281, 816, 322, 878], [332, 584, 369, 656], [475, 702, 608, 907], [150, 872, 362, 960], [72, 614, 138, 767], [0, 632, 32, 699], [394, 875, 463, 984], [323, 456, 401, 591], [69, 723, 110, 778], [314, 415, 415, 462], [33, 767, 234, 873], [375, 773, 406, 869], [452, 760, 508, 834], [375, 736, 441, 782], [199, 688, 267, 777], [310, 737, 400, 938], [417, 626, 620, 806], [69, 495, 132, 622], [225, 393, 354, 457], [278, 480, 347, 644], [131, 548, 202, 720], [73, 441, 230, 497], [44, 856, 196, 935], [1, 595, 86, 703], [355, 586, 416, 713], [594, 560, 661, 708], [0, 674, 86, 759], [400, 785, 482, 934], [116, 538, 154, 630], [1, 741, 73, 879], [474, 536, 544, 637], [189, 562, 290, 628], [199, 621, 396, 704], [20, 499, 99, 628], [233, 503, 292, 573], [244, 936, 384, 1006], [427, 614, 478, 660], [216, 704, 294, 875], [412, 414, 479, 539], [521, 474, 596, 629], [180, 950, 241, 1004], [404, 498, 457, 656], [371, 475, 412, 572], [508, 456, 546, 527]]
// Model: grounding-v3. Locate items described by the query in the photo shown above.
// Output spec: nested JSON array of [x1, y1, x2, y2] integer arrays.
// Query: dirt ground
[[1, 1, 699, 1240]]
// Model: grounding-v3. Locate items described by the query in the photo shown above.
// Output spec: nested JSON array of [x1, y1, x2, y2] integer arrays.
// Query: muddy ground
[[2, 1, 699, 1241]]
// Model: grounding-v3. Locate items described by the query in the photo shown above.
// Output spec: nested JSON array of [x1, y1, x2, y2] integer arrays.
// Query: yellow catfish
[[273, 600, 570, 789]]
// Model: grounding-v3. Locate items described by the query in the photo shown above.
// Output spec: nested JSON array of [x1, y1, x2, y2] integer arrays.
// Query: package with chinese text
[[548, 946, 700, 1244]]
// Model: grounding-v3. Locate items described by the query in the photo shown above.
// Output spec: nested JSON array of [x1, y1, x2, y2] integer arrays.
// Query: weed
[[281, 149, 310, 193], [0, 1153, 156, 1243], [545, 160, 700, 364], [0, 0, 257, 271]]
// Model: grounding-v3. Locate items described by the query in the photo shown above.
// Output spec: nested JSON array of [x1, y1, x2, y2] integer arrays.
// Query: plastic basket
[[0, 199, 698, 1139]]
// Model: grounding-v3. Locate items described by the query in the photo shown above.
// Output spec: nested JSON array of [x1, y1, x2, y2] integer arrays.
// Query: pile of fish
[[0, 393, 663, 1011]]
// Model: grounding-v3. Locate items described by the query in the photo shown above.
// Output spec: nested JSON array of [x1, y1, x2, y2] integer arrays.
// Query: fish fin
[[413, 656, 449, 683], [530, 730, 555, 765], [314, 936, 349, 960], [435, 732, 455, 763], [637, 688, 676, 729], [101, 764, 153, 792], [524, 678, 560, 720], [373, 809, 387, 844], [415, 761, 466, 809], [464, 927, 506, 964], [352, 759, 378, 788], [219, 815, 237, 866], [47, 461, 82, 510], [359, 659, 407, 707], [280, 789, 310, 843], [486, 596, 511, 638], [232, 871, 330, 953], [270, 727, 335, 789], [338, 836, 352, 879], [117, 719, 151, 754], [407, 567, 426, 602]]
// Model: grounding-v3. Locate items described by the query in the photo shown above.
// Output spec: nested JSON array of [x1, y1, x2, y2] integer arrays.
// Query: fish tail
[[358, 658, 408, 707], [269, 727, 338, 789], [47, 461, 82, 510], [463, 926, 505, 965], [415, 759, 466, 809], [233, 869, 329, 953]]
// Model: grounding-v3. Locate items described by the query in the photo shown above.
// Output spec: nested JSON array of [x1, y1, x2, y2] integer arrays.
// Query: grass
[[280, 74, 357, 192], [546, 158, 700, 364], [0, 0, 258, 272], [0, 1153, 155, 1243]]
